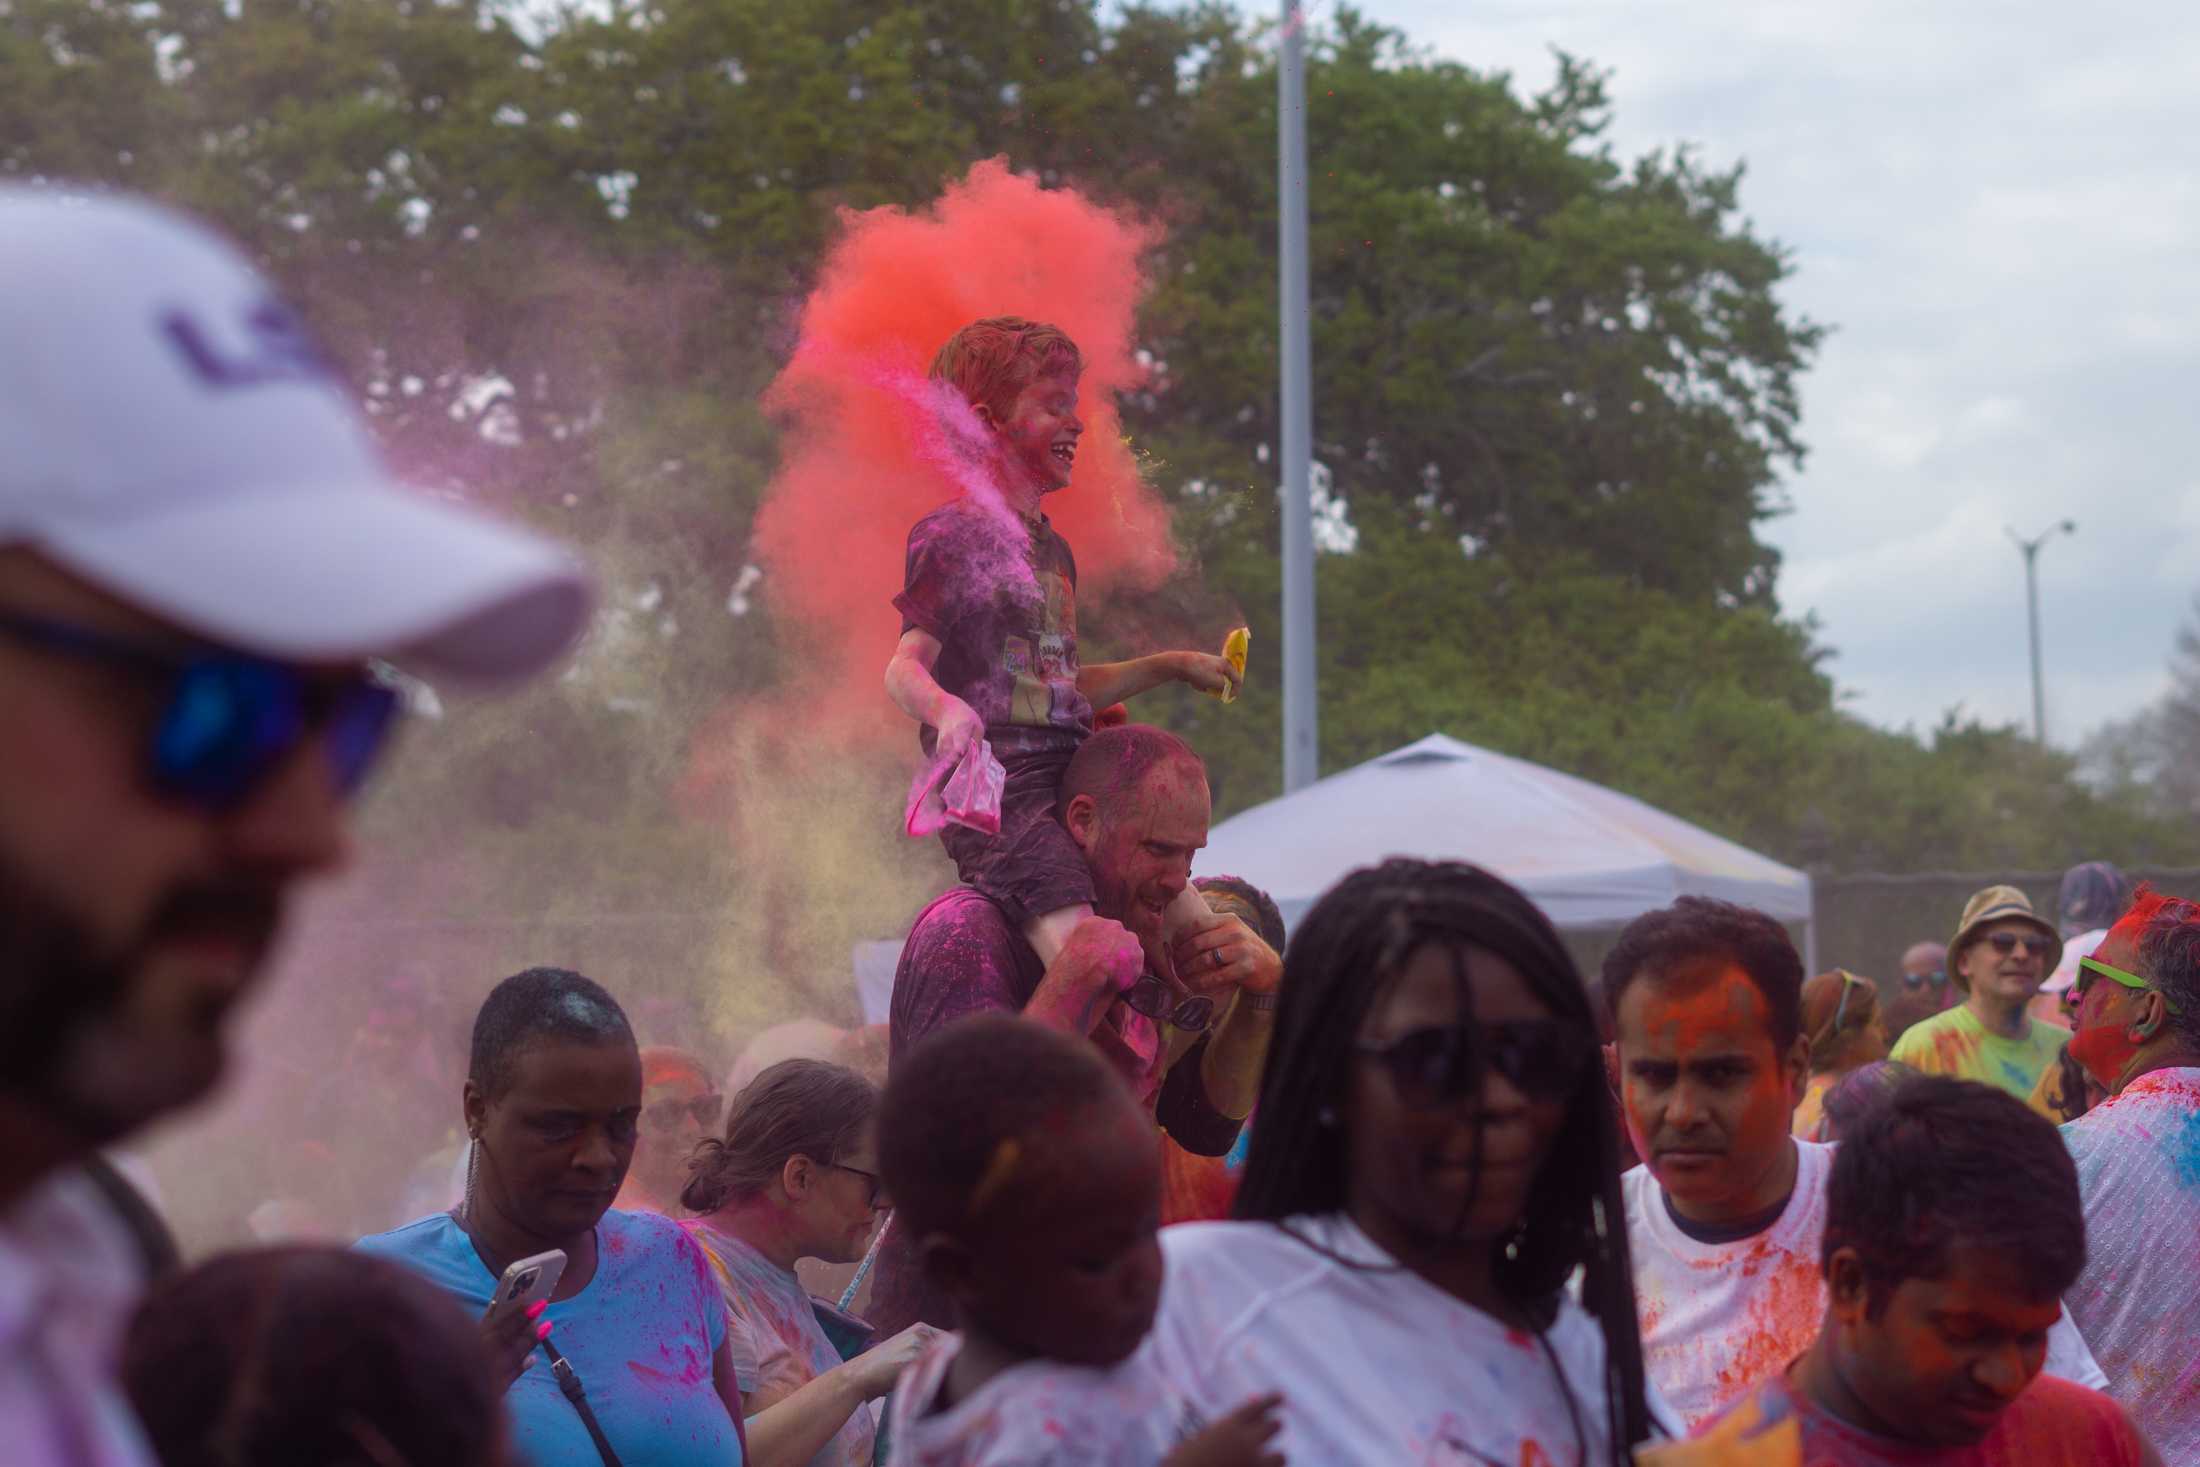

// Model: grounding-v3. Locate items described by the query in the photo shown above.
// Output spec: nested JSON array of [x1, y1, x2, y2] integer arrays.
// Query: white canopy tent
[[1197, 733, 1814, 965]]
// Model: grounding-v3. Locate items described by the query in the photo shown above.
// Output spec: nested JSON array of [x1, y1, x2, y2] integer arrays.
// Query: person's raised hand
[[481, 1296, 549, 1394], [1171, 913, 1282, 1000], [1162, 1394, 1286, 1467], [932, 697, 985, 767], [848, 1322, 940, 1400], [1172, 651, 1243, 699], [1049, 915, 1147, 1032]]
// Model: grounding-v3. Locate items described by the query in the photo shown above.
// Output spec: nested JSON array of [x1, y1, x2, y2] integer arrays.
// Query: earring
[[462, 1135, 480, 1220]]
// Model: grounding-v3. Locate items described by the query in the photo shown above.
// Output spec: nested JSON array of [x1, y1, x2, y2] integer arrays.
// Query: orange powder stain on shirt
[[1709, 1238, 1825, 1409]]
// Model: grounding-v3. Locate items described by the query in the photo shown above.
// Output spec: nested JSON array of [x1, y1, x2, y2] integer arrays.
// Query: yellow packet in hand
[[1216, 626, 1249, 703]]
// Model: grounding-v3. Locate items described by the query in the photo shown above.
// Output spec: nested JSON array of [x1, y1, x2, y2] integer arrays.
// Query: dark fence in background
[[1811, 867, 2200, 979], [276, 866, 2200, 1035]]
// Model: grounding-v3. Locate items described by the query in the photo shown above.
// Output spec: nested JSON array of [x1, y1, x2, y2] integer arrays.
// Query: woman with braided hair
[[1146, 858, 1671, 1464]]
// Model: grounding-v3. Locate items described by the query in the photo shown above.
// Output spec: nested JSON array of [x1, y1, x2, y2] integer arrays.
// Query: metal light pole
[[2006, 519, 2075, 744], [1278, 1, 1317, 792]]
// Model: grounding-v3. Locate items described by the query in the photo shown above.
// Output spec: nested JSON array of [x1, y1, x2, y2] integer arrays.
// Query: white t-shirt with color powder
[[884, 1331, 1193, 1466], [1147, 1212, 1670, 1465], [1627, 1138, 2108, 1433], [2061, 1066, 2200, 1467], [1623, 1140, 1836, 1432]]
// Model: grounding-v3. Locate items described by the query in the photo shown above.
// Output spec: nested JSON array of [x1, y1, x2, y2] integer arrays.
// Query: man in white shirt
[[2060, 886, 2200, 1465], [0, 189, 589, 1463], [1602, 897, 1823, 1431], [1605, 898, 2107, 1434]]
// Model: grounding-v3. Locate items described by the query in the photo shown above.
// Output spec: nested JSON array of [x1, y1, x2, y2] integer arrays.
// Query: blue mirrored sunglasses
[[0, 607, 400, 810]]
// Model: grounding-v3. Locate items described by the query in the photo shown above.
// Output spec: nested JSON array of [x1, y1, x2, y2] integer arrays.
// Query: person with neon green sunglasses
[[2060, 885, 2200, 1465]]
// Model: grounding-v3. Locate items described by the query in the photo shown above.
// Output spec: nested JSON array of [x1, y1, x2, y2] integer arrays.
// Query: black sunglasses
[[1983, 932, 2050, 957], [1357, 1021, 1591, 1109], [0, 608, 400, 812], [1120, 974, 1216, 1034]]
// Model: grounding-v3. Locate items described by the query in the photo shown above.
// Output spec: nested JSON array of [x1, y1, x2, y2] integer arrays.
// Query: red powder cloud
[[750, 158, 1177, 741]]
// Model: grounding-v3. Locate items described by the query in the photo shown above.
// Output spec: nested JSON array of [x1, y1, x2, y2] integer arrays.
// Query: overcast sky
[[1335, 0, 2200, 746]]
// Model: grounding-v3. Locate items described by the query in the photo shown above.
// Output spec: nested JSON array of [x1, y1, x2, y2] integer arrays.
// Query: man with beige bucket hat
[[1890, 885, 2070, 1101]]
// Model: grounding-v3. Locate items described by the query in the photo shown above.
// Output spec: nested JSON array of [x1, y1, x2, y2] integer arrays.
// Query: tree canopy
[[7, 0, 2191, 953]]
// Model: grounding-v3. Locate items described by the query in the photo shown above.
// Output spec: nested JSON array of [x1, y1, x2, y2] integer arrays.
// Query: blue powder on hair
[[556, 992, 608, 1024]]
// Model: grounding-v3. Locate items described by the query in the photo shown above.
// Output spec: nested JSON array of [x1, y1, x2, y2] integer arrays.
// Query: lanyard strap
[[538, 1335, 625, 1467]]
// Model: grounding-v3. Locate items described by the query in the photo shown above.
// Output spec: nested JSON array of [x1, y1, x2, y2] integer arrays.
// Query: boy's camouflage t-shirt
[[894, 499, 1094, 759]]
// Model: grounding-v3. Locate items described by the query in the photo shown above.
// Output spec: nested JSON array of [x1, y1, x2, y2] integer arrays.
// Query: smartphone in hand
[[491, 1249, 568, 1313]]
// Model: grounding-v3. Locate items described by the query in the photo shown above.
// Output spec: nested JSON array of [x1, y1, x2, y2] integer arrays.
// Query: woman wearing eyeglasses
[[681, 1060, 938, 1467], [1147, 858, 1670, 1465], [1790, 971, 1887, 1140]]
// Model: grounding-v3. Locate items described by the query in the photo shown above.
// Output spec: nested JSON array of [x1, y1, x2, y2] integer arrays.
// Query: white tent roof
[[1197, 733, 1811, 935]]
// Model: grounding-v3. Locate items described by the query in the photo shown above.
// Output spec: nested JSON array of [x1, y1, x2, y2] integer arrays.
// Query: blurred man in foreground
[[0, 187, 588, 1464]]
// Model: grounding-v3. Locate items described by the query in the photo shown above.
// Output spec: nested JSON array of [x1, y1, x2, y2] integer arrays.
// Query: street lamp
[[1278, 1, 1317, 792], [2006, 519, 2075, 744]]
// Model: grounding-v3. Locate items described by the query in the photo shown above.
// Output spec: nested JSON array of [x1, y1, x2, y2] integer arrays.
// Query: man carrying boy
[[1648, 1077, 2157, 1466], [872, 726, 1279, 1335], [1889, 885, 2067, 1100], [884, 316, 1241, 978], [0, 190, 588, 1465], [2060, 886, 2200, 1464]]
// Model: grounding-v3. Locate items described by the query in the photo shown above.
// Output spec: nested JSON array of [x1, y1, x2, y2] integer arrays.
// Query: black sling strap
[[537, 1335, 625, 1467]]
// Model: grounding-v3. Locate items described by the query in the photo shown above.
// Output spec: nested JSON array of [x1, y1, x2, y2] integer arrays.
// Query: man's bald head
[[1901, 942, 1947, 978], [1058, 726, 1203, 825]]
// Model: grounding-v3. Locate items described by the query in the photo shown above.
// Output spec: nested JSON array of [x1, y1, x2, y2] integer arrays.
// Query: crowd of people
[[5, 186, 2200, 1467]]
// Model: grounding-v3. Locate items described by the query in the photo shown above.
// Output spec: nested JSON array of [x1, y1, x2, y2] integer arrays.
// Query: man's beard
[[0, 848, 278, 1145]]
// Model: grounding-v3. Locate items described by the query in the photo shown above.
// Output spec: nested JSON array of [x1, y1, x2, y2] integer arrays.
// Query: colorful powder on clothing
[[750, 157, 1176, 741]]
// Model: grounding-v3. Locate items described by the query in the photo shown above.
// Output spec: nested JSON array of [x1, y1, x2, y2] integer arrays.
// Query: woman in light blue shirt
[[361, 967, 746, 1467]]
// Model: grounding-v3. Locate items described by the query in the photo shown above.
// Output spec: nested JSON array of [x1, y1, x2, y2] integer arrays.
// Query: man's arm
[[893, 902, 1139, 1062], [1155, 915, 1282, 1152], [1023, 916, 1146, 1036], [1077, 651, 1240, 710], [1171, 913, 1281, 1120], [1200, 991, 1275, 1121]]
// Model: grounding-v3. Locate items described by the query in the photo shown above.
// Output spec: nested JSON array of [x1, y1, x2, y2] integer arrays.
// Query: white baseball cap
[[0, 186, 591, 680]]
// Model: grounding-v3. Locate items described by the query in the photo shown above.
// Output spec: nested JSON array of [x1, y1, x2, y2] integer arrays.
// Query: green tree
[[2083, 593, 2200, 823]]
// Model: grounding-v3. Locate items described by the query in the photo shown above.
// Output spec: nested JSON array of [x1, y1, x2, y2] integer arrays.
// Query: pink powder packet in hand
[[940, 738, 1005, 836], [903, 739, 1005, 838]]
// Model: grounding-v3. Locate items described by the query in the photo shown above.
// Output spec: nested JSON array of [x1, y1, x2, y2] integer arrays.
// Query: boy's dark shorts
[[939, 741, 1096, 927]]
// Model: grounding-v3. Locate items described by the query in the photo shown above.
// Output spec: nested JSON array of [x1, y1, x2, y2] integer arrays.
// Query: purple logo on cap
[[162, 300, 335, 389]]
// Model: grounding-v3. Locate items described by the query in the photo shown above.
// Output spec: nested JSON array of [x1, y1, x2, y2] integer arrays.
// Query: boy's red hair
[[929, 316, 1082, 421]]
